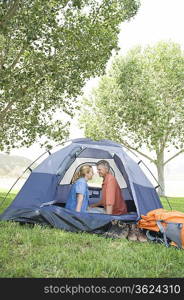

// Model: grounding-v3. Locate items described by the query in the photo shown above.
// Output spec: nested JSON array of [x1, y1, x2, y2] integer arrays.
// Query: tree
[[80, 41, 184, 196], [0, 0, 140, 151]]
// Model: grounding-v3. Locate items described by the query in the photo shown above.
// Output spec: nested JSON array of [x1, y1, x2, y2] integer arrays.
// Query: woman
[[65, 165, 94, 213]]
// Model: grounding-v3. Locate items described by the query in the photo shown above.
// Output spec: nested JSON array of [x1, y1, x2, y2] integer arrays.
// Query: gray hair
[[96, 160, 110, 171]]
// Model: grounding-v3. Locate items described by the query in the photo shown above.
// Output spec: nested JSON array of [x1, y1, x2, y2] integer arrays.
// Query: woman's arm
[[76, 193, 84, 212]]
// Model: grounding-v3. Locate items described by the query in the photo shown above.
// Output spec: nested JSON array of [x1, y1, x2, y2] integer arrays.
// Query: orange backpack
[[138, 208, 184, 249]]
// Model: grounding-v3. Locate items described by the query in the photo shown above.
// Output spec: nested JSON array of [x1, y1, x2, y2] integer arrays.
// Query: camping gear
[[0, 138, 163, 234], [103, 221, 130, 239], [138, 208, 184, 249], [103, 222, 147, 242], [127, 223, 147, 242]]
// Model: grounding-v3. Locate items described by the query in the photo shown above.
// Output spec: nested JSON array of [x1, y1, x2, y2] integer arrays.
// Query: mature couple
[[65, 160, 127, 215]]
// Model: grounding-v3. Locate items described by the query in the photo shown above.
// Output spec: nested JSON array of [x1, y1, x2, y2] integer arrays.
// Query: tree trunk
[[156, 150, 165, 196]]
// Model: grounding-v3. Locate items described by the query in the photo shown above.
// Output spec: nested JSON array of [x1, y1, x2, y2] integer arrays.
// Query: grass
[[0, 190, 184, 278]]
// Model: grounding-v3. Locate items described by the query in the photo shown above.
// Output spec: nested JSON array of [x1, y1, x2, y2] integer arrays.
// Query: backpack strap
[[156, 221, 170, 247]]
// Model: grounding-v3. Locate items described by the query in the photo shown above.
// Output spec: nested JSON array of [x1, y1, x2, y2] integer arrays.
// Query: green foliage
[[80, 41, 184, 194], [80, 41, 184, 153], [0, 0, 140, 151], [0, 191, 184, 278]]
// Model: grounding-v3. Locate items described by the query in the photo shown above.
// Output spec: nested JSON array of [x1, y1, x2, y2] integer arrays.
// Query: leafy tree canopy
[[0, 0, 139, 151], [80, 41, 184, 194]]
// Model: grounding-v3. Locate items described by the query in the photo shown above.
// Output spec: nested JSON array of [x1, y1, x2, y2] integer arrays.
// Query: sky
[[119, 0, 184, 54], [2, 0, 184, 195]]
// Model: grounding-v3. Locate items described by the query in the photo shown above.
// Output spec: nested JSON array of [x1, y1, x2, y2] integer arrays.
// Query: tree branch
[[118, 138, 156, 164], [0, 76, 47, 122], [91, 2, 104, 25], [160, 114, 171, 150], [0, 100, 14, 121], [0, 0, 20, 29], [164, 149, 184, 165], [10, 44, 26, 69], [0, 85, 28, 121], [0, 37, 11, 69]]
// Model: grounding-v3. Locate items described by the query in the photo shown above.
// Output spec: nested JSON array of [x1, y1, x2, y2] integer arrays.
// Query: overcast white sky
[[119, 0, 184, 54], [5, 0, 184, 164]]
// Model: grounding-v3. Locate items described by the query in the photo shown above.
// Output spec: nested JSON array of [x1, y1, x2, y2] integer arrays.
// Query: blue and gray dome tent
[[0, 138, 163, 233]]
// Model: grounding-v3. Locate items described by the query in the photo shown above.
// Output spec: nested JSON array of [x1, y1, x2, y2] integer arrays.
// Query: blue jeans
[[87, 207, 106, 214]]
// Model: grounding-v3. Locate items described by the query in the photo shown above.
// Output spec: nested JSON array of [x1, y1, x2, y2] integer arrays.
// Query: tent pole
[[0, 150, 49, 209], [120, 144, 172, 211], [138, 160, 172, 210]]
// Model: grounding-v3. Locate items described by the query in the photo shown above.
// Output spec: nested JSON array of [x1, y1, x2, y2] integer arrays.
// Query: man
[[90, 160, 127, 215]]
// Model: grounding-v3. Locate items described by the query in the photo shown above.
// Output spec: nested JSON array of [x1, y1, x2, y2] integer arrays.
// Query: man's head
[[96, 160, 110, 178]]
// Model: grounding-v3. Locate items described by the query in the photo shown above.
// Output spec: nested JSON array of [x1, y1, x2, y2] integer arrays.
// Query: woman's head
[[72, 165, 93, 183]]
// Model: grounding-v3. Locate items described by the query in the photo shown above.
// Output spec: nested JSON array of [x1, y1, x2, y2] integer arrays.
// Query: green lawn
[[0, 190, 184, 278]]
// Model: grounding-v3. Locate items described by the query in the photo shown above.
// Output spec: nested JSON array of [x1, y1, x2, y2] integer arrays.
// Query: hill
[[0, 153, 33, 178]]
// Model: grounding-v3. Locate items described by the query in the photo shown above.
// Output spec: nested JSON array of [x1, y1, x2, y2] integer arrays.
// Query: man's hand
[[90, 199, 103, 208], [89, 203, 96, 208], [106, 205, 113, 214]]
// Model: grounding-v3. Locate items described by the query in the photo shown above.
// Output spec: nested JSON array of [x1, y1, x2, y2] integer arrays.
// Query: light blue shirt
[[65, 177, 89, 212]]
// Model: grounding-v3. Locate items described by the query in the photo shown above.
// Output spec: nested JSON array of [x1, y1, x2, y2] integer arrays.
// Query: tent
[[0, 138, 163, 233]]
